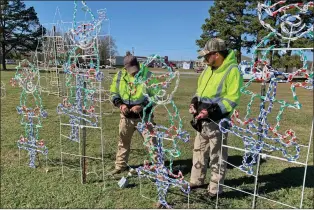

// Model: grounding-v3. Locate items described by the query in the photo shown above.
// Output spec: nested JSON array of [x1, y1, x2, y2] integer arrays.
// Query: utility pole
[[132, 47, 134, 56]]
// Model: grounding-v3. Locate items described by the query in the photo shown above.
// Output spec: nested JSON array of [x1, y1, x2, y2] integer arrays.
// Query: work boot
[[109, 167, 128, 176], [155, 202, 163, 209], [155, 201, 169, 209], [207, 191, 223, 199]]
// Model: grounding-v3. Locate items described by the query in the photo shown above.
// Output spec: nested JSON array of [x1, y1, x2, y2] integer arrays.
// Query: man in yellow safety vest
[[109, 54, 157, 175], [188, 38, 243, 197]]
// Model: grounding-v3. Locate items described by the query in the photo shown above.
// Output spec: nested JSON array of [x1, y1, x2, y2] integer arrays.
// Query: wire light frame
[[57, 0, 107, 187], [33, 6, 67, 97], [132, 54, 191, 208], [215, 0, 313, 208], [10, 59, 49, 169]]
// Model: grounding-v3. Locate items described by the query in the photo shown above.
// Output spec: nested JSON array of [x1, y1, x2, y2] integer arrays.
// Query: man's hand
[[120, 104, 129, 115], [130, 105, 143, 114], [195, 109, 208, 120], [189, 104, 197, 114]]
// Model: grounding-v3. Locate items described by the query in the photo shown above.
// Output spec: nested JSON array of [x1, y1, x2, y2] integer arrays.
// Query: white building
[[194, 59, 206, 69]]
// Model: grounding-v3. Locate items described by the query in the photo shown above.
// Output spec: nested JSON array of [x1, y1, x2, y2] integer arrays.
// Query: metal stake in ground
[[252, 53, 268, 209], [81, 24, 87, 184], [81, 80, 87, 184]]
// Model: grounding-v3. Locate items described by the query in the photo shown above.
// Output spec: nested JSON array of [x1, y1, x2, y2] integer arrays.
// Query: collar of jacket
[[121, 68, 135, 78]]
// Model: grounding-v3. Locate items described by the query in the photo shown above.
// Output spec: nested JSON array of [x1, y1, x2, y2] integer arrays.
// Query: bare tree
[[98, 35, 117, 66]]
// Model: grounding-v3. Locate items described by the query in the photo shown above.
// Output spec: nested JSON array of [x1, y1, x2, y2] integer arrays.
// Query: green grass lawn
[[0, 64, 17, 70], [0, 70, 313, 209]]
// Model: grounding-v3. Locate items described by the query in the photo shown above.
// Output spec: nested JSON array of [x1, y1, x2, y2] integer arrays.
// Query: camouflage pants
[[190, 121, 228, 194]]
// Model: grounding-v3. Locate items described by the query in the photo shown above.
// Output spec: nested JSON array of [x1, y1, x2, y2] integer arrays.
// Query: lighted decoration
[[11, 59, 48, 168], [219, 64, 304, 174], [219, 47, 312, 174], [35, 6, 67, 96], [97, 9, 107, 20], [69, 0, 103, 50], [57, 0, 105, 142], [133, 55, 190, 208], [258, 0, 314, 43], [1, 81, 5, 99], [217, 0, 313, 174], [94, 75, 115, 115], [56, 1, 106, 186]]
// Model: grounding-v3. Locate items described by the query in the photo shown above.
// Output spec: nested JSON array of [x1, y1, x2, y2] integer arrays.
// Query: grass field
[[0, 70, 313, 209]]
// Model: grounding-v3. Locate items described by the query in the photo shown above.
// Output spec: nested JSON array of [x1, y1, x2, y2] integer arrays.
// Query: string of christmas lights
[[257, 0, 314, 42], [218, 1, 313, 174], [57, 0, 104, 142], [11, 60, 48, 168], [131, 54, 190, 208], [36, 15, 67, 96]]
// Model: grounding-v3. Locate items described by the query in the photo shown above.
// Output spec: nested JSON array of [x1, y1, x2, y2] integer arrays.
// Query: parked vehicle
[[5, 59, 16, 64], [194, 67, 204, 73], [105, 65, 116, 69], [169, 62, 178, 69], [239, 60, 288, 82]]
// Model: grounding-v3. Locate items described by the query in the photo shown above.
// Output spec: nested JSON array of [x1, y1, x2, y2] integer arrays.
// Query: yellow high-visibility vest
[[195, 50, 243, 114], [110, 65, 155, 105]]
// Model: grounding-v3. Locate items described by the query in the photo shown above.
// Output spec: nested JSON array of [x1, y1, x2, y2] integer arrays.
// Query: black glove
[[190, 117, 202, 132], [207, 103, 230, 122], [113, 98, 123, 108], [190, 96, 198, 106], [190, 103, 230, 132], [190, 96, 199, 112]]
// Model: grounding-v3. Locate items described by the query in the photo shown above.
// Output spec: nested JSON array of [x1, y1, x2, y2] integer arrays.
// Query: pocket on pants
[[201, 121, 217, 139]]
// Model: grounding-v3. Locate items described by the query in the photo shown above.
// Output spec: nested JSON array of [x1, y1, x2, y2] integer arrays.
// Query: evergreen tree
[[196, 0, 263, 63], [0, 0, 44, 70]]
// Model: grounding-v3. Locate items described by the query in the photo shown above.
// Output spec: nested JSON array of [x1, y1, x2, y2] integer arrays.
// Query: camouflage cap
[[198, 38, 227, 57]]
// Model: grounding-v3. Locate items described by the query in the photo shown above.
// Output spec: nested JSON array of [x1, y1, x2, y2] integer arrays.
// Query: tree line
[[1, 0, 313, 71]]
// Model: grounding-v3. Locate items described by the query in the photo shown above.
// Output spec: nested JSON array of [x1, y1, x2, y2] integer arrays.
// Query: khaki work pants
[[190, 121, 228, 194], [115, 114, 156, 170]]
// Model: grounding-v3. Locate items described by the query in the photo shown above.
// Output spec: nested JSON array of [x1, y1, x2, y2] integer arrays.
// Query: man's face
[[204, 51, 218, 67], [129, 70, 139, 76]]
